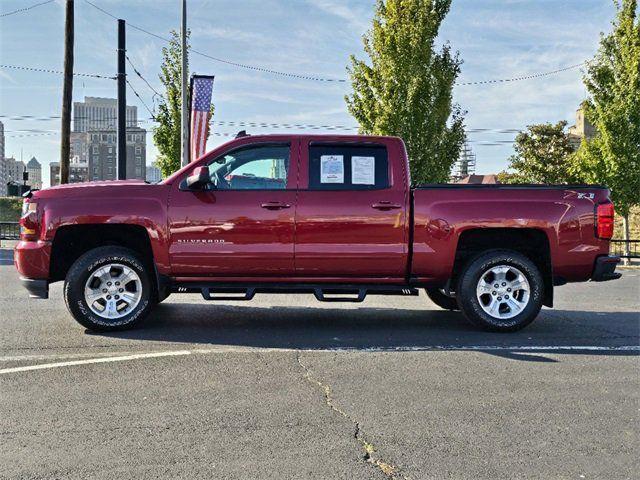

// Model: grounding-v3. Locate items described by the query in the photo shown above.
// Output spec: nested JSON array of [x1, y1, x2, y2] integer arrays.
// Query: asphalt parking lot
[[1, 251, 639, 480]]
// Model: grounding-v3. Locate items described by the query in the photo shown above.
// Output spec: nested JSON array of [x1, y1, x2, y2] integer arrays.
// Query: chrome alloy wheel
[[84, 263, 142, 320], [476, 265, 530, 320]]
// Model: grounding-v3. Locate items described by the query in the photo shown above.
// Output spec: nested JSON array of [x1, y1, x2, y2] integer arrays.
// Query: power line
[[0, 64, 116, 79], [0, 115, 524, 134], [7, 132, 58, 138], [126, 79, 156, 119], [456, 62, 585, 86], [82, 0, 586, 87], [125, 55, 163, 98], [0, 0, 54, 18], [83, 0, 347, 83], [0, 0, 586, 88]]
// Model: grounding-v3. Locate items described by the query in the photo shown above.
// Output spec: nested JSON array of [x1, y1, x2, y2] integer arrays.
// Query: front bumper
[[14, 240, 51, 299], [20, 277, 49, 299], [14, 240, 51, 278], [591, 255, 622, 282]]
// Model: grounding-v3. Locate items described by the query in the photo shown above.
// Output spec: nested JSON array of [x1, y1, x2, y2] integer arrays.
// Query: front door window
[[207, 145, 290, 190]]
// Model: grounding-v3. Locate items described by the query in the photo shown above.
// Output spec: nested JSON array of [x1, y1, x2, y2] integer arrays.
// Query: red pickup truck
[[15, 134, 620, 332]]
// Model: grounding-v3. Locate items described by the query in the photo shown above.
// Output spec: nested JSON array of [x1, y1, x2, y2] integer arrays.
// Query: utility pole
[[180, 0, 189, 167], [59, 0, 74, 184], [117, 19, 127, 180]]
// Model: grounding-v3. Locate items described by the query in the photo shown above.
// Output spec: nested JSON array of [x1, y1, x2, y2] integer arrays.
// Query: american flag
[[190, 75, 214, 162]]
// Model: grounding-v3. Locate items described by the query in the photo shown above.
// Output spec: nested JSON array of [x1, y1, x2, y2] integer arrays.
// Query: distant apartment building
[[145, 163, 162, 183], [4, 157, 25, 184], [73, 97, 138, 132], [87, 127, 146, 181], [26, 157, 42, 190], [70, 131, 89, 165], [0, 120, 4, 161], [71, 97, 146, 181], [568, 103, 597, 150], [0, 120, 5, 195], [50, 161, 89, 186]]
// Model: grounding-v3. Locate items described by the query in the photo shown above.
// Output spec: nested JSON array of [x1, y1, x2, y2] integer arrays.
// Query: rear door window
[[308, 144, 389, 190]]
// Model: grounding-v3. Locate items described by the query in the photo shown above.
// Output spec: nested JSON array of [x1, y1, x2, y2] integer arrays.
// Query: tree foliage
[[500, 121, 578, 184], [153, 30, 214, 177], [572, 0, 640, 216], [346, 0, 465, 184]]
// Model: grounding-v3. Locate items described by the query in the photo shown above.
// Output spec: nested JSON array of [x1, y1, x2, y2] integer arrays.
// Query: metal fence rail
[[610, 239, 640, 259], [0, 222, 20, 241]]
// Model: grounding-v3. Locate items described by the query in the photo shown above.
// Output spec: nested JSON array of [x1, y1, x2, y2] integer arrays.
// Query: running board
[[171, 283, 419, 303]]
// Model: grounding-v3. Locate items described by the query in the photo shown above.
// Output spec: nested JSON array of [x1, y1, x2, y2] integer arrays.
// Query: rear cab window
[[308, 144, 389, 190]]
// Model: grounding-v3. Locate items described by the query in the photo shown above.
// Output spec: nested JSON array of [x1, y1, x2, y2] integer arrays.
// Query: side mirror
[[186, 166, 210, 189]]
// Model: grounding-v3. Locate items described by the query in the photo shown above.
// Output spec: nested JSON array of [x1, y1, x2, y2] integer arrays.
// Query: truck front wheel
[[64, 246, 155, 331], [456, 250, 543, 332]]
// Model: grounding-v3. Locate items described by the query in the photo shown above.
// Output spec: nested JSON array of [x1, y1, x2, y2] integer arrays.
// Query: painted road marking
[[0, 350, 192, 375], [0, 345, 638, 375]]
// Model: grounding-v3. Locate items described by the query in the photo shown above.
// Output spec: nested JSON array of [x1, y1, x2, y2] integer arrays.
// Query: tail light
[[19, 201, 39, 241], [596, 202, 614, 239]]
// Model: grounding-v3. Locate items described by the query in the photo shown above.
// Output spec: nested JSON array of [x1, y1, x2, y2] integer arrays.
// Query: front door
[[168, 141, 297, 277]]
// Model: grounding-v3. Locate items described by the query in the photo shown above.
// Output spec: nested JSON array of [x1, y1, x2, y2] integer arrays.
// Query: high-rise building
[[0, 120, 4, 161], [0, 120, 5, 195], [70, 131, 89, 165], [50, 161, 89, 186], [26, 157, 42, 190], [70, 97, 146, 181], [451, 142, 476, 181], [145, 163, 162, 183], [2, 157, 26, 193], [73, 97, 138, 132], [87, 127, 146, 181]]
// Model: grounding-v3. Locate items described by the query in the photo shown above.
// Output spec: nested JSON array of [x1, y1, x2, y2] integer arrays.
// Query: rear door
[[294, 140, 409, 278], [168, 140, 298, 277]]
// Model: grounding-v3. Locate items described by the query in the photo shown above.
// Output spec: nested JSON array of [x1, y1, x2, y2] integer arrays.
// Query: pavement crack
[[296, 351, 409, 479]]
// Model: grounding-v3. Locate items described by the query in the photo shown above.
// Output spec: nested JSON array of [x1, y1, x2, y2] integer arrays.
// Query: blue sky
[[0, 0, 616, 187]]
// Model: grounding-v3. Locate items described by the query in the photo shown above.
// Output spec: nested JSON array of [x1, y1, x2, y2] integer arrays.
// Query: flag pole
[[180, 0, 189, 167]]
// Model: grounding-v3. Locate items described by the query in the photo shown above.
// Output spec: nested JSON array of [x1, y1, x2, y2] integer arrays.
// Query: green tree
[[346, 0, 465, 184], [500, 121, 578, 184], [153, 30, 214, 177], [572, 0, 639, 245]]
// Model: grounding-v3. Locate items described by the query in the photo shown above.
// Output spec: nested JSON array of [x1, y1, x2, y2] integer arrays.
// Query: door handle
[[261, 202, 291, 210], [371, 201, 402, 210]]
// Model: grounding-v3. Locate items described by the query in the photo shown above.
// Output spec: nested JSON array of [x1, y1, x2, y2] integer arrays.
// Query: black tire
[[64, 246, 155, 332], [425, 288, 459, 311], [456, 249, 544, 332]]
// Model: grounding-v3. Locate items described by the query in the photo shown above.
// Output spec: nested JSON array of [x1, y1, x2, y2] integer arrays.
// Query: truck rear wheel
[[456, 250, 543, 332], [64, 246, 155, 331], [425, 288, 459, 311]]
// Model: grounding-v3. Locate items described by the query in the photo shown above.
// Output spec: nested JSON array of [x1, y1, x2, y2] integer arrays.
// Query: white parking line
[[0, 350, 192, 375], [346, 345, 640, 352], [0, 345, 637, 375]]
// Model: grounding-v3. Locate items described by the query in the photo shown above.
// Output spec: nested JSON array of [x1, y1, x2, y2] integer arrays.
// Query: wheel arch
[[50, 224, 158, 291], [452, 228, 553, 307]]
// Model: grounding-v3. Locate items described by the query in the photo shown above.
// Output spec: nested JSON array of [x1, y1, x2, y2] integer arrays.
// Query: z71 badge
[[577, 192, 595, 200]]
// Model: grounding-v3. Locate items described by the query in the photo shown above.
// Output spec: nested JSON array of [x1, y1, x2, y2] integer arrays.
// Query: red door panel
[[168, 140, 298, 277], [295, 191, 407, 276]]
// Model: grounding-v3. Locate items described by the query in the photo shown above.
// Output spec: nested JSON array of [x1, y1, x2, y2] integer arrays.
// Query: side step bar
[[172, 283, 420, 303]]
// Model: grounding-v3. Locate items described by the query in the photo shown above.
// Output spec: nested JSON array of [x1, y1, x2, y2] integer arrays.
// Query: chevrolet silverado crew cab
[[15, 134, 621, 332]]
